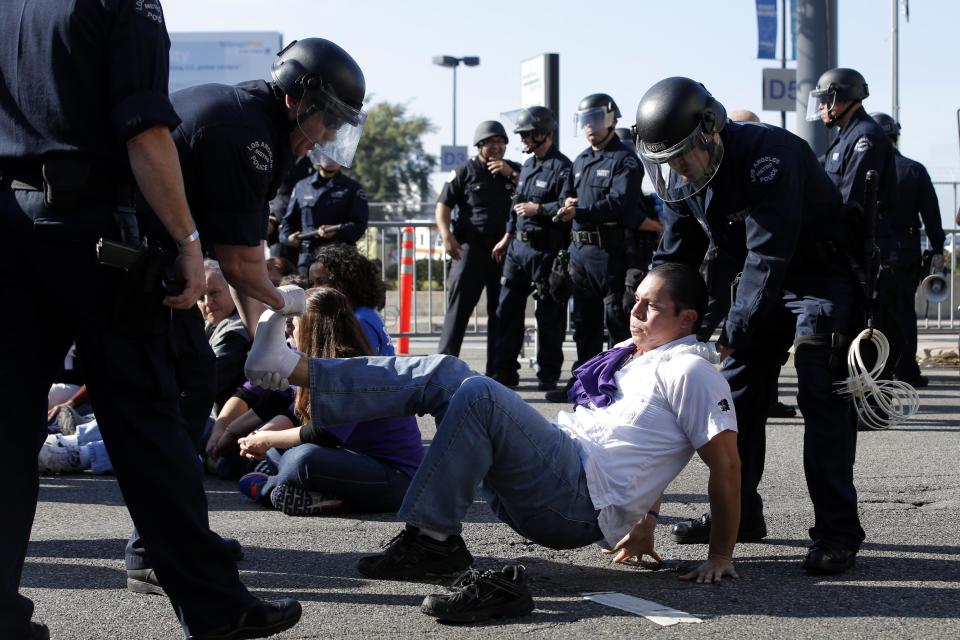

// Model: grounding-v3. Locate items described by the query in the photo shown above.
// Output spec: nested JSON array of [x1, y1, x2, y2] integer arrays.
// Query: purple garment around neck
[[568, 343, 637, 408]]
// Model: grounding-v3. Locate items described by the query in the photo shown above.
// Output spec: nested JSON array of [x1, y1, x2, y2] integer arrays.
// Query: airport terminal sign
[[762, 68, 797, 112], [169, 32, 283, 93]]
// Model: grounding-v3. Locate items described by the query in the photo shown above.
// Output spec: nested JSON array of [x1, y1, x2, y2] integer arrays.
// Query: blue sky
[[160, 0, 960, 227]]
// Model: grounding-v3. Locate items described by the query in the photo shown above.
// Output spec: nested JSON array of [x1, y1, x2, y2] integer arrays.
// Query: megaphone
[[921, 272, 950, 303]]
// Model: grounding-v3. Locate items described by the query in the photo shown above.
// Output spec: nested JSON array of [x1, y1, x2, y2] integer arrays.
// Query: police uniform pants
[[887, 240, 923, 381], [568, 242, 629, 370], [0, 191, 255, 637], [720, 275, 866, 550], [126, 307, 217, 570], [493, 242, 566, 383], [438, 239, 503, 376]]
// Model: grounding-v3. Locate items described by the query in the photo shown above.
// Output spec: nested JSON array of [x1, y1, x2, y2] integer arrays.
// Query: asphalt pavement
[[26, 334, 960, 639]]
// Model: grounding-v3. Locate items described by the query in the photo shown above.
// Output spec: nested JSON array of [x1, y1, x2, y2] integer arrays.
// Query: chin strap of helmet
[[824, 101, 857, 128], [522, 132, 549, 154]]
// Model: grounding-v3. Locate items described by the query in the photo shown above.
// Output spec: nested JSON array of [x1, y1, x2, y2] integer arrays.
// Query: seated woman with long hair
[[237, 287, 424, 516]]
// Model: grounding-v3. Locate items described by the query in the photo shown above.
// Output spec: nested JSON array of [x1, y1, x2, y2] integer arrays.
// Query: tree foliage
[[350, 100, 436, 212]]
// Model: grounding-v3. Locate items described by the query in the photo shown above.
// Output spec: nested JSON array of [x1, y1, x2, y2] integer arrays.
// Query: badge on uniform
[[133, 0, 164, 24], [854, 137, 872, 153], [595, 169, 610, 178], [535, 179, 549, 188], [247, 140, 273, 172], [750, 155, 781, 184]]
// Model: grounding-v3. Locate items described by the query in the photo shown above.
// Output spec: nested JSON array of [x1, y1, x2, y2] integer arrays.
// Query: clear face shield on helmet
[[295, 87, 367, 167], [637, 126, 724, 203], [574, 107, 614, 137], [306, 147, 340, 172], [805, 88, 836, 122]]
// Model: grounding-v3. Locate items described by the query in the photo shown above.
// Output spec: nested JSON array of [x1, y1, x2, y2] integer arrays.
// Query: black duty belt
[[1, 165, 132, 209], [572, 227, 624, 250], [518, 228, 565, 251]]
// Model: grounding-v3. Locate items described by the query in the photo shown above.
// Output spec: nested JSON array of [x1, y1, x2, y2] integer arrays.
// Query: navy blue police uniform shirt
[[655, 121, 848, 352], [0, 0, 179, 181], [821, 107, 897, 245], [891, 150, 945, 253], [170, 80, 293, 248], [280, 171, 369, 245], [561, 135, 643, 231], [438, 155, 522, 240], [506, 146, 572, 236]]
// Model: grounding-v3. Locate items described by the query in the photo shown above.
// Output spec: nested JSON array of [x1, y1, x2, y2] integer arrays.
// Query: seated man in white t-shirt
[[243, 263, 741, 586]]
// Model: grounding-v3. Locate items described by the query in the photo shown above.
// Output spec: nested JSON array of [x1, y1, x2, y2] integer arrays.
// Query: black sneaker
[[421, 565, 535, 623], [128, 539, 244, 595], [491, 372, 520, 388], [127, 568, 166, 596], [768, 400, 797, 418], [544, 377, 575, 403], [537, 379, 558, 392], [802, 541, 856, 575], [357, 525, 473, 579], [186, 598, 302, 640], [671, 512, 768, 544]]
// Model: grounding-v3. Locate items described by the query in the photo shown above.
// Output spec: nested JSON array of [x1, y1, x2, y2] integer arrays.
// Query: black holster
[[104, 244, 174, 338], [547, 249, 572, 303]]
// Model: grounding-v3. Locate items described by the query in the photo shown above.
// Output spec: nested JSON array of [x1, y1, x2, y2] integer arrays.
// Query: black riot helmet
[[512, 106, 557, 135], [870, 112, 901, 141], [473, 120, 509, 147], [574, 93, 620, 137], [614, 127, 635, 145], [633, 77, 726, 203], [271, 38, 367, 166], [805, 67, 869, 127]]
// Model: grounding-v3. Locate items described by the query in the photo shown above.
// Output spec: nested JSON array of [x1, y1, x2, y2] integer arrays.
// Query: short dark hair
[[648, 263, 708, 328]]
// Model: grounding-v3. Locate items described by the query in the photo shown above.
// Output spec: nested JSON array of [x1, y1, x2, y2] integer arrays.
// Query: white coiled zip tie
[[841, 328, 920, 430]]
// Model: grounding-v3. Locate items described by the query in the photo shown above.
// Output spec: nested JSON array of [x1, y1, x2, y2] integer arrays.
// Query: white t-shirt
[[555, 334, 737, 547]]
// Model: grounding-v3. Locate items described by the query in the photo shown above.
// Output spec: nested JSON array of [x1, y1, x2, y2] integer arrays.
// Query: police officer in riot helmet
[[870, 112, 946, 387], [808, 67, 903, 389], [545, 94, 643, 402], [119, 37, 367, 603], [491, 106, 572, 390], [638, 76, 865, 575], [436, 120, 521, 376]]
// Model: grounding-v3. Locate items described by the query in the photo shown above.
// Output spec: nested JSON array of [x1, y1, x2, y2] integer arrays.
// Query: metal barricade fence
[[362, 198, 960, 341]]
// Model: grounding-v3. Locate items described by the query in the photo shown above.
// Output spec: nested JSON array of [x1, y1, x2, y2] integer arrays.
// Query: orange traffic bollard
[[398, 226, 414, 354]]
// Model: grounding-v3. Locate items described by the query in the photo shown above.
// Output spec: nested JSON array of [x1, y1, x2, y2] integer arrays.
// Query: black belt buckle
[[574, 230, 601, 247]]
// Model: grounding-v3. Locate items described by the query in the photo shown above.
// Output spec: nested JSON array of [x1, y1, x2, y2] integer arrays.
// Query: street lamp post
[[432, 55, 480, 147]]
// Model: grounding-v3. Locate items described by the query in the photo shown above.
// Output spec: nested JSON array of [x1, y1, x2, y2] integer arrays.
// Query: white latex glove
[[275, 284, 306, 316], [245, 309, 302, 390]]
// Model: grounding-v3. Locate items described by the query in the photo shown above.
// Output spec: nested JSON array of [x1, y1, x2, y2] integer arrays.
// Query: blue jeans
[[307, 355, 603, 549], [262, 444, 410, 513]]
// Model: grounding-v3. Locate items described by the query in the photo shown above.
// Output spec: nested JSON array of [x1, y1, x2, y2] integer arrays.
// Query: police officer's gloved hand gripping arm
[[126, 126, 205, 309]]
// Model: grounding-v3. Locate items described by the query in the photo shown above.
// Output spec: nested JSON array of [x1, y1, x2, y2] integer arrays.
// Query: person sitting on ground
[[243, 263, 741, 585], [237, 287, 424, 516], [308, 244, 393, 355], [199, 260, 252, 414], [266, 256, 298, 286]]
